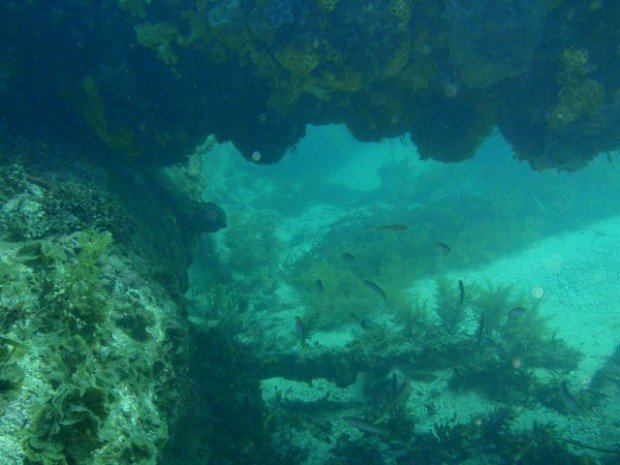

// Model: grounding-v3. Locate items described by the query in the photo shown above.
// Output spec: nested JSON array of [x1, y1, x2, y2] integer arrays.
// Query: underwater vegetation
[[0, 141, 204, 465], [163, 323, 303, 465], [2, 1, 620, 169], [171, 135, 620, 465], [195, 202, 603, 464], [2, 2, 620, 464]]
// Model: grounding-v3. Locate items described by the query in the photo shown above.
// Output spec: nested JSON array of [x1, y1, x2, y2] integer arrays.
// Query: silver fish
[[362, 279, 387, 301], [343, 416, 389, 436]]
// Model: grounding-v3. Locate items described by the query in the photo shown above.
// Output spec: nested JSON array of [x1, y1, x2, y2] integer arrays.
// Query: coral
[[207, 0, 252, 49], [135, 22, 180, 65], [316, 67, 364, 93], [383, 39, 411, 78], [316, 0, 338, 13], [447, 0, 550, 87], [266, 76, 306, 112], [546, 48, 606, 130], [117, 0, 151, 18], [275, 45, 320, 76], [389, 0, 413, 28], [4, 0, 620, 170], [410, 96, 495, 162]]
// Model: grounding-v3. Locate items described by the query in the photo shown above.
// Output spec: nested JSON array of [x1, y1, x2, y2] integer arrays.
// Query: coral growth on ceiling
[[1, 0, 619, 170]]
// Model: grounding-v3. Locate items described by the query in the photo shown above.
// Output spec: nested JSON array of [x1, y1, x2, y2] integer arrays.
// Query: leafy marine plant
[[40, 228, 113, 340], [391, 294, 430, 339], [469, 281, 580, 370], [24, 383, 109, 465], [468, 281, 549, 354], [296, 255, 381, 330], [448, 280, 581, 401]]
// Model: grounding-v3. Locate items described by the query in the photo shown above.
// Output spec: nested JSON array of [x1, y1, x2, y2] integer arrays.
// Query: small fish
[[559, 381, 581, 413], [343, 417, 389, 436], [458, 279, 465, 306], [391, 372, 398, 399], [341, 252, 355, 262], [295, 316, 308, 349], [508, 307, 526, 319], [382, 374, 411, 416], [350, 312, 375, 330], [362, 279, 387, 301], [436, 241, 451, 255], [314, 279, 324, 292], [376, 224, 408, 231], [476, 312, 486, 348]]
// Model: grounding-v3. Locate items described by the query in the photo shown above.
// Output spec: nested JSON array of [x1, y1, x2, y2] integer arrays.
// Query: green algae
[[0, 145, 197, 465]]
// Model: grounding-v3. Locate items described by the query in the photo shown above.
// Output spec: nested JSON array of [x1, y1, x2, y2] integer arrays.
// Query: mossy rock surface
[[0, 144, 193, 465]]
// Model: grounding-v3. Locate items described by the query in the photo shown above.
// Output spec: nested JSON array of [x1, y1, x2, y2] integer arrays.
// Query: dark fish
[[559, 381, 581, 413], [314, 279, 324, 292], [376, 224, 408, 231], [391, 372, 398, 400], [341, 252, 355, 262], [458, 279, 465, 306], [295, 316, 307, 348], [350, 312, 375, 330], [563, 438, 620, 455], [508, 307, 526, 319], [476, 312, 486, 348], [343, 417, 389, 436], [362, 279, 387, 301], [383, 374, 411, 414], [436, 241, 451, 255]]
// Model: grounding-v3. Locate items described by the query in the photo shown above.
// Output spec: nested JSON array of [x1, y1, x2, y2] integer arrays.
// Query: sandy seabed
[[414, 213, 620, 384]]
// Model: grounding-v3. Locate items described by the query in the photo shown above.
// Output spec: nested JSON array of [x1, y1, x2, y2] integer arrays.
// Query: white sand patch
[[411, 214, 620, 382]]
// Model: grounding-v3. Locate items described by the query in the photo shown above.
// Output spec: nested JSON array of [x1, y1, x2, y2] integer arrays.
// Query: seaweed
[[449, 353, 539, 403], [501, 422, 598, 465], [37, 229, 113, 340], [24, 383, 109, 465], [297, 256, 380, 331], [469, 280, 581, 371]]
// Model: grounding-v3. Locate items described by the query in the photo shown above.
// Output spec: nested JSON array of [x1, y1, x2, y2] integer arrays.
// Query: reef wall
[[2, 1, 620, 170], [0, 139, 219, 465]]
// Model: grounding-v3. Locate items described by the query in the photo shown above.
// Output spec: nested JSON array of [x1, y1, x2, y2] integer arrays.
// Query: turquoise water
[[183, 125, 620, 465]]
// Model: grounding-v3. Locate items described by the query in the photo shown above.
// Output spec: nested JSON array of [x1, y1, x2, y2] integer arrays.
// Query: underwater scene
[[1, 1, 620, 465]]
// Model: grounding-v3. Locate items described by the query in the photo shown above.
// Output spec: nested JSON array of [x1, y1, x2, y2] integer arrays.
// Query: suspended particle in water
[[444, 83, 458, 98], [251, 150, 262, 162], [531, 286, 544, 299], [511, 357, 522, 369], [258, 113, 267, 123]]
